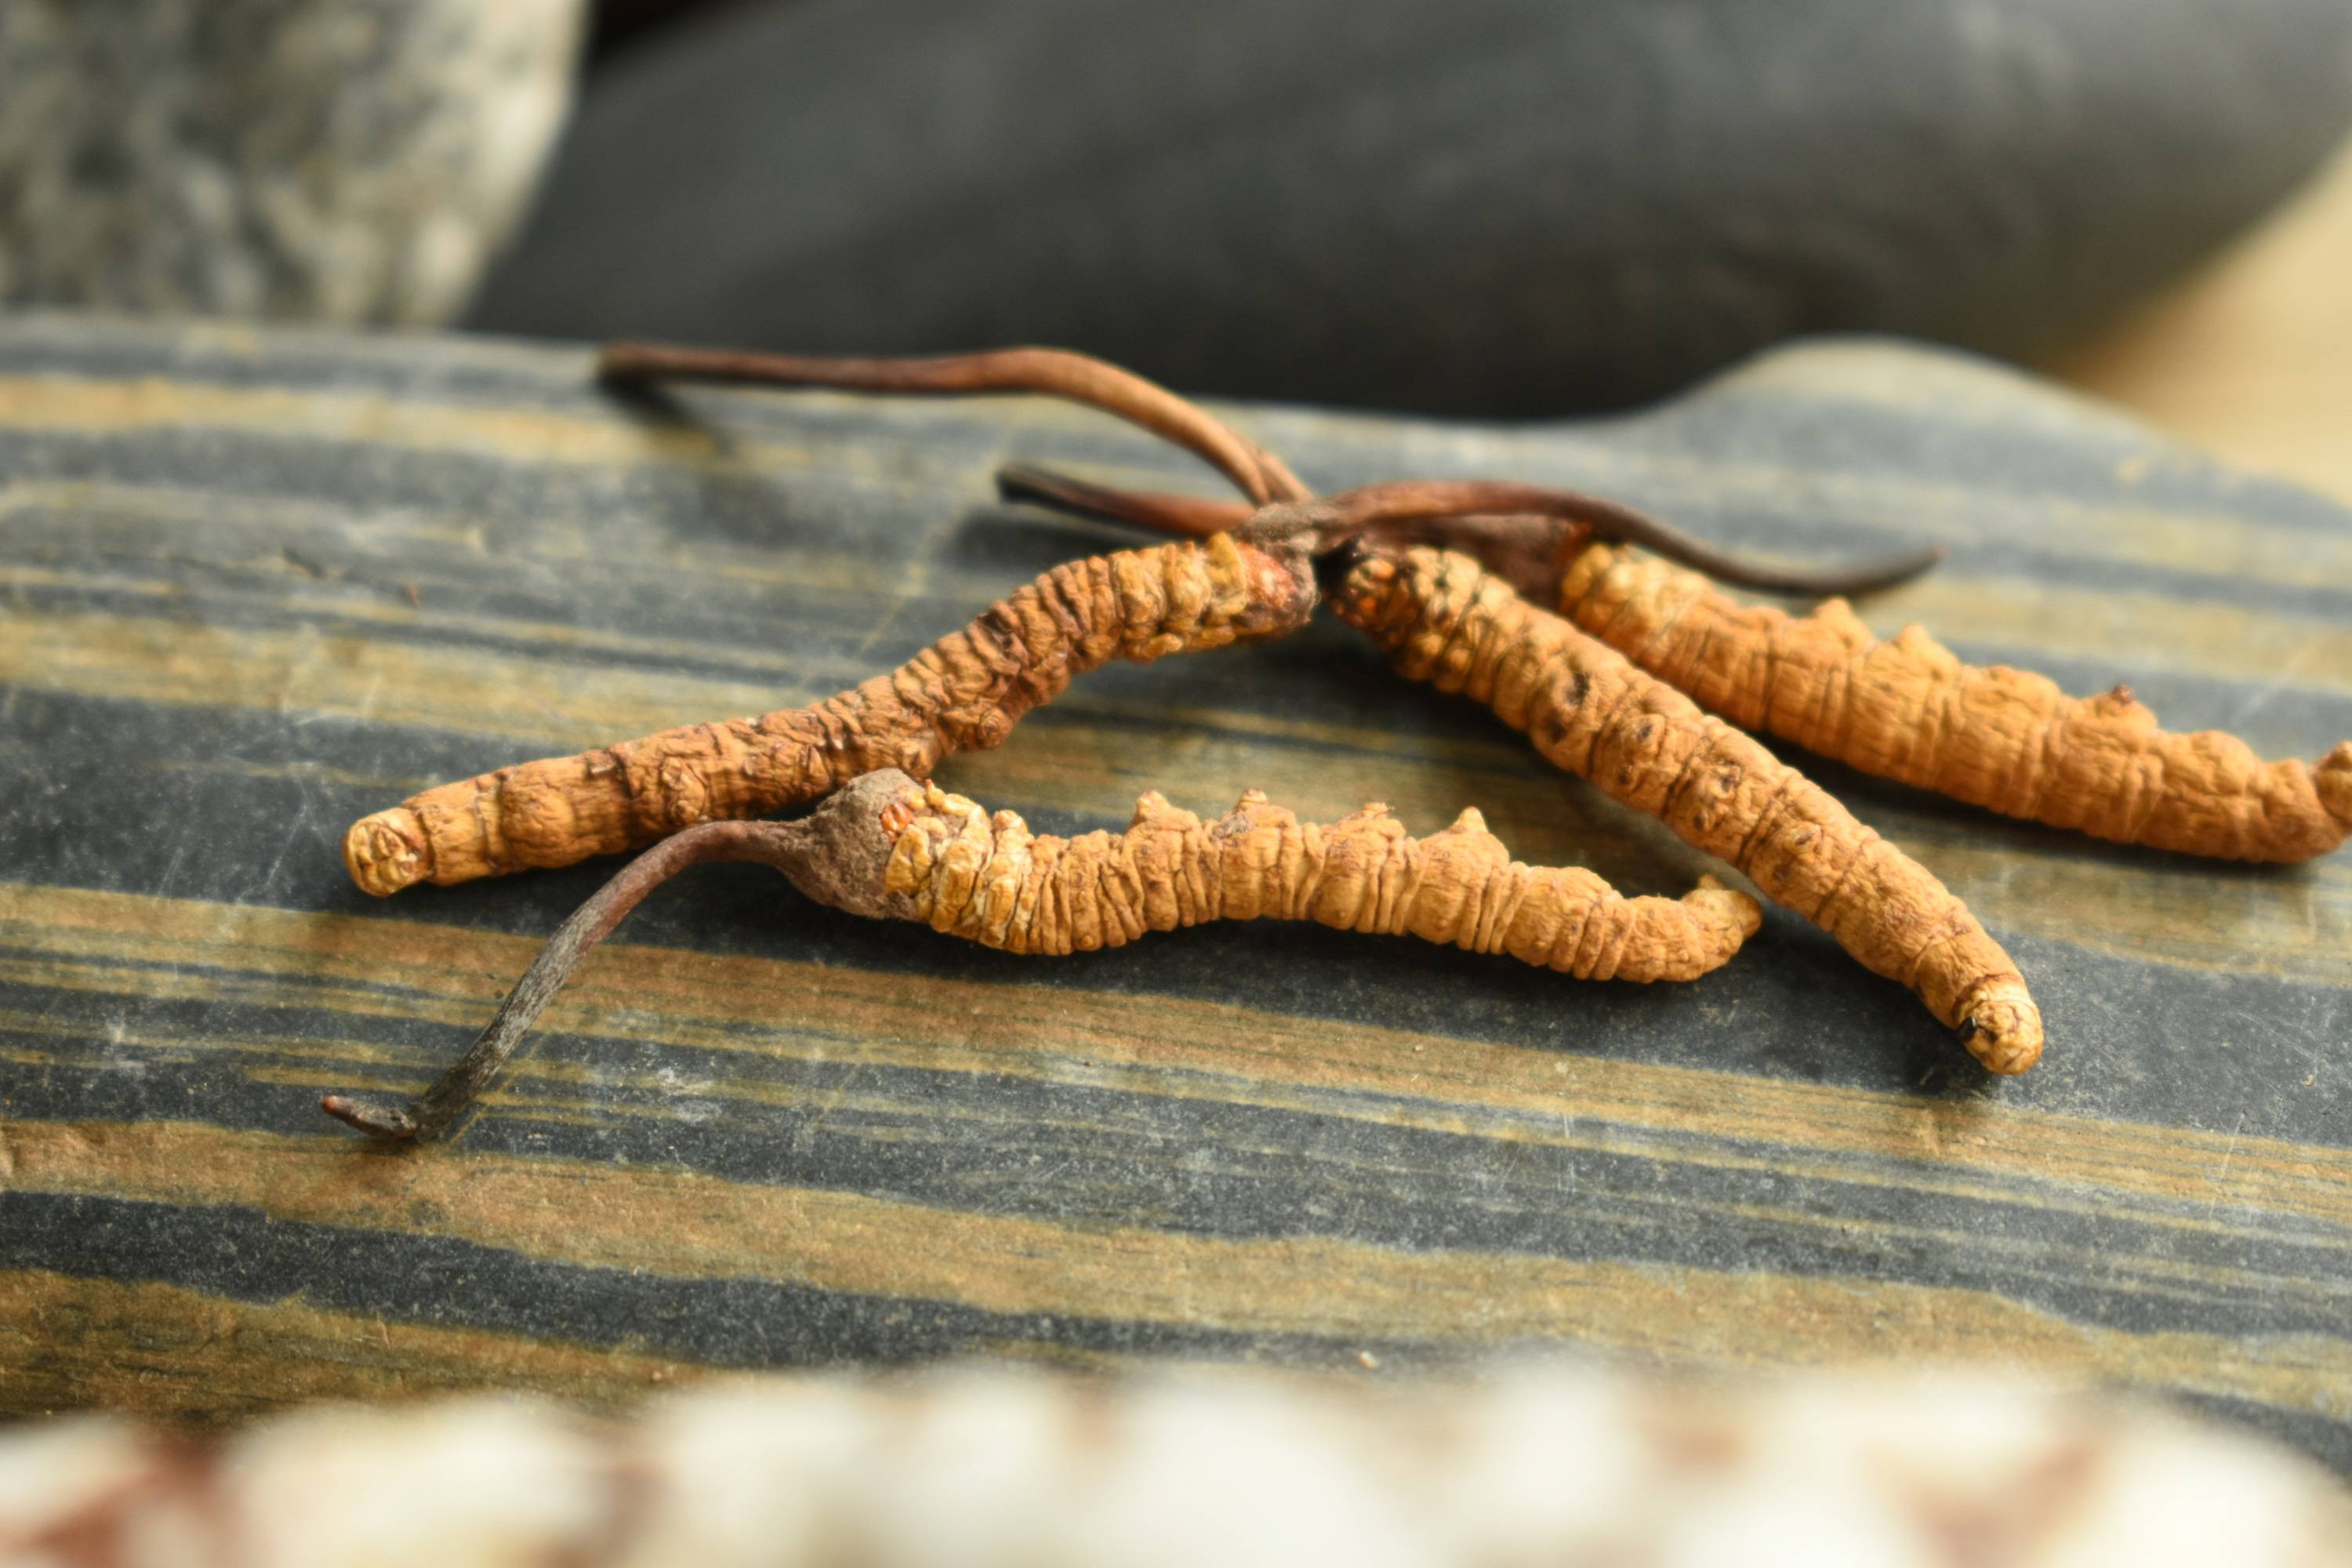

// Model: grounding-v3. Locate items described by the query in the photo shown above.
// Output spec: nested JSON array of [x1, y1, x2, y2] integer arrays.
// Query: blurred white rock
[[0, 0, 584, 325], [3, 1365, 2349, 1566]]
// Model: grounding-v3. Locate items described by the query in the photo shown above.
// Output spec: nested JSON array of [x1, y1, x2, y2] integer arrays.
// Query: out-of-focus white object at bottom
[[2, 1365, 2346, 1567]]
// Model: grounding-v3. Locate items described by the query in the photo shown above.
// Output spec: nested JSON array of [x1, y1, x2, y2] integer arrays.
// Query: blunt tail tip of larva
[[1692, 878, 1765, 938], [343, 809, 430, 897], [1958, 984, 2044, 1076], [2315, 741, 2352, 831]]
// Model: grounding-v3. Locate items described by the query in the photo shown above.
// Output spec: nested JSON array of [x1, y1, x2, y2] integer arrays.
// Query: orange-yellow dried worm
[[343, 528, 1316, 896], [1559, 544, 2352, 863], [323, 767, 1760, 1140], [1333, 546, 2043, 1073], [886, 780, 1761, 981]]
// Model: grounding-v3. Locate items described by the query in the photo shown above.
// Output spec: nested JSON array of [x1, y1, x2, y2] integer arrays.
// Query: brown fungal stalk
[[598, 340, 1311, 506], [324, 770, 1760, 1141]]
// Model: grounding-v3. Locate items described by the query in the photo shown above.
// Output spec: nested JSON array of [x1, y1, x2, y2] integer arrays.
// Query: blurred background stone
[[473, 0, 2352, 416], [0, 0, 586, 325]]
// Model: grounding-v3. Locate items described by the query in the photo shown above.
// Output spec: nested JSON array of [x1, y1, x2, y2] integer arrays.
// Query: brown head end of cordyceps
[[1320, 542, 2039, 1073], [323, 771, 926, 1142]]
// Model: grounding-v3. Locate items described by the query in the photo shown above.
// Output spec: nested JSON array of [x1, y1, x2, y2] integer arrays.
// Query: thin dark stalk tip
[[994, 462, 1085, 509], [319, 1094, 419, 1141], [595, 341, 651, 383], [320, 820, 803, 1145], [592, 339, 1308, 506]]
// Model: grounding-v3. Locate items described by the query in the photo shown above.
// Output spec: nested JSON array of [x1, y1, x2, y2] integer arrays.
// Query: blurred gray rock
[[470, 0, 2352, 415], [0, 0, 585, 325]]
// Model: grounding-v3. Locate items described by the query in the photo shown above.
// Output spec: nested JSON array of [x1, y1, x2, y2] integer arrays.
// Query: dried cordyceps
[[993, 466, 1944, 601], [597, 340, 1312, 505], [347, 347, 1906, 900], [1553, 543, 2352, 862], [569, 343, 2032, 1071], [323, 770, 1759, 1140], [1328, 546, 2042, 1075], [342, 523, 1320, 896], [1008, 469, 2352, 863], [982, 467, 2040, 1065], [342, 344, 1330, 898]]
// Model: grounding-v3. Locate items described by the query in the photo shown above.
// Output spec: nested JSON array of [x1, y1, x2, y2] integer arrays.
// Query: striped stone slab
[[1, 314, 2346, 1465]]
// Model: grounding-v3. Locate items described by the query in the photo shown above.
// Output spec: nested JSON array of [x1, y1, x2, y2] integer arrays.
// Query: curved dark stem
[[322, 820, 810, 1143], [997, 464, 1944, 598], [599, 341, 1311, 507], [1317, 480, 1945, 596], [995, 463, 1248, 538]]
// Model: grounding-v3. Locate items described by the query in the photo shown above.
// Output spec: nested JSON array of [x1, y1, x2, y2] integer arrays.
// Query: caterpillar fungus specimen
[[341, 345, 1887, 898], [342, 346, 1326, 898], [996, 470, 2352, 863], [583, 343, 2038, 1073], [322, 770, 1761, 1140], [1328, 546, 2041, 1074], [1551, 544, 2352, 862]]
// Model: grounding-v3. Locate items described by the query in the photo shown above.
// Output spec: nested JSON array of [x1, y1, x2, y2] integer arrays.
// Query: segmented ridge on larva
[[883, 780, 1761, 982]]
